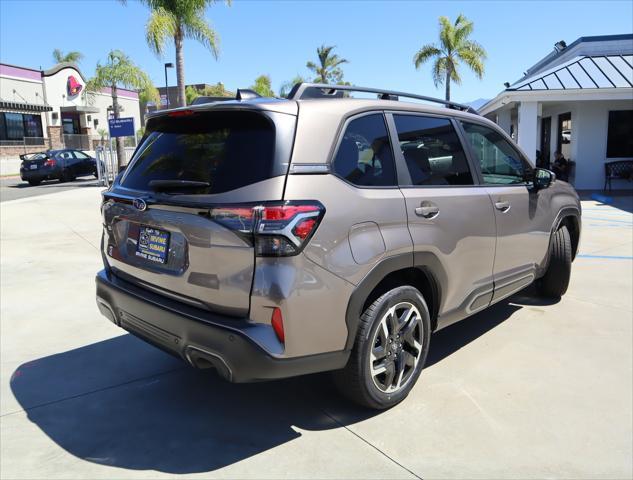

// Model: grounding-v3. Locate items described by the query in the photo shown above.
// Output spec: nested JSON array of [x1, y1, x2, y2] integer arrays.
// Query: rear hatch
[[101, 107, 298, 316], [20, 152, 51, 172]]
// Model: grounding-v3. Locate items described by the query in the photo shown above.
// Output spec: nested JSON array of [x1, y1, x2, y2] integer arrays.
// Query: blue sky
[[1, 0, 632, 103]]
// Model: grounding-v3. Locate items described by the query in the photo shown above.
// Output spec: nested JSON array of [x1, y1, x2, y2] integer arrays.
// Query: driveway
[[0, 175, 102, 202], [1, 188, 631, 479]]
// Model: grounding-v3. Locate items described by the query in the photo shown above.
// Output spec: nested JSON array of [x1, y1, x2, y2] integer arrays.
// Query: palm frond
[[145, 8, 175, 56], [181, 13, 220, 58], [438, 16, 454, 51], [432, 57, 448, 87], [413, 44, 442, 69]]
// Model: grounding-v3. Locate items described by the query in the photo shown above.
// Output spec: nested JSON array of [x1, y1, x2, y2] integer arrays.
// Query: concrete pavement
[[0, 176, 102, 203], [1, 187, 632, 479]]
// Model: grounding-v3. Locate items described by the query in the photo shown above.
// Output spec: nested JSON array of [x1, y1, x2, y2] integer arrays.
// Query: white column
[[518, 101, 538, 162], [496, 108, 512, 136]]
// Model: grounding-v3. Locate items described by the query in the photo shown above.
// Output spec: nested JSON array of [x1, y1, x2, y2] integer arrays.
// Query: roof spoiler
[[287, 83, 478, 114]]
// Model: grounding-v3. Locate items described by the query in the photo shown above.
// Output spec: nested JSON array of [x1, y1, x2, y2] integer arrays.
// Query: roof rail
[[287, 83, 478, 114]]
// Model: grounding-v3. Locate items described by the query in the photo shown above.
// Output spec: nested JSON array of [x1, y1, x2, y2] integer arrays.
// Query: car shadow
[[10, 289, 542, 474]]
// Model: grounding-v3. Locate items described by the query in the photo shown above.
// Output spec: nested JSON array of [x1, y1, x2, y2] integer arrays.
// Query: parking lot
[[0, 175, 101, 203], [1, 186, 631, 479]]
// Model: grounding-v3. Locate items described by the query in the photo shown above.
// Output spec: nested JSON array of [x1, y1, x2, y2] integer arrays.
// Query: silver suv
[[96, 84, 581, 409]]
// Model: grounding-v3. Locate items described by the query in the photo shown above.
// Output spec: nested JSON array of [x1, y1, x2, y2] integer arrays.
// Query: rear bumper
[[95, 270, 348, 382], [20, 167, 57, 181]]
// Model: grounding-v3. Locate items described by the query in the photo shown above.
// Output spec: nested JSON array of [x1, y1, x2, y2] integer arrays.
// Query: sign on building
[[108, 117, 135, 138]]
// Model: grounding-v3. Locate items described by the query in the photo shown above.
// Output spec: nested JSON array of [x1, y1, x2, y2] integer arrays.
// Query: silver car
[[96, 84, 581, 409]]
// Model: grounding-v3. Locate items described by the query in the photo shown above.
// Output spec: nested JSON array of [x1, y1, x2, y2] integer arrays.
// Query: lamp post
[[164, 62, 174, 109]]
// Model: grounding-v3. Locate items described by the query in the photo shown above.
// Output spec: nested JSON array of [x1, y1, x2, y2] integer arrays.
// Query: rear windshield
[[121, 110, 278, 194]]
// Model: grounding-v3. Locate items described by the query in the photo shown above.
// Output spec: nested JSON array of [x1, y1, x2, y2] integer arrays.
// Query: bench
[[604, 160, 633, 191]]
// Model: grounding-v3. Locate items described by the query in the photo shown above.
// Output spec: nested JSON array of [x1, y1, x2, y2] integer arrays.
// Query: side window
[[332, 113, 396, 187], [461, 122, 532, 185], [73, 151, 89, 159], [393, 115, 473, 186]]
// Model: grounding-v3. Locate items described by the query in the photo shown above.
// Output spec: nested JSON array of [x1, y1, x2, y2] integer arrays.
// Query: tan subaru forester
[[96, 83, 581, 409]]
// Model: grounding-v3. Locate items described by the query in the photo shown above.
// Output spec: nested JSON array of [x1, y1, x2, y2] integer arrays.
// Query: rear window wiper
[[148, 180, 211, 191]]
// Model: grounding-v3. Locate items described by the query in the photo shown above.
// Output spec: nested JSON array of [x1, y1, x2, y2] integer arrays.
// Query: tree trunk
[[112, 85, 126, 170], [445, 69, 451, 101], [175, 27, 186, 108]]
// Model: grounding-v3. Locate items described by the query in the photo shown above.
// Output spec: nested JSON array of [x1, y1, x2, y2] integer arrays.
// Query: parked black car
[[19, 149, 99, 186]]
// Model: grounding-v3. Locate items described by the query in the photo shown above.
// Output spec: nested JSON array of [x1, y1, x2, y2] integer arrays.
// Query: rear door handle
[[415, 203, 440, 218], [495, 201, 511, 212]]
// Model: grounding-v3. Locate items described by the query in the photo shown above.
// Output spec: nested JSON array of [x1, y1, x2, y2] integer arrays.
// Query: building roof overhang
[[60, 105, 100, 114], [0, 100, 53, 112], [479, 86, 633, 116]]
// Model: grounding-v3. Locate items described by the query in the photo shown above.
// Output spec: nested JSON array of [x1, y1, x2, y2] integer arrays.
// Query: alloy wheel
[[369, 301, 425, 393]]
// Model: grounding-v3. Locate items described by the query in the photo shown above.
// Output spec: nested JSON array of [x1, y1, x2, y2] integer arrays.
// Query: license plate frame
[[135, 226, 170, 264]]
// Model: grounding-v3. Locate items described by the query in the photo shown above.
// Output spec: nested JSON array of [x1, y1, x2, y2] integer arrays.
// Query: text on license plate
[[135, 226, 170, 264], [29, 165, 37, 170]]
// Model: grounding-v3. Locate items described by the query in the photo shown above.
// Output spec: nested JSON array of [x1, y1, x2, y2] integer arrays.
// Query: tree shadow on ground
[[10, 288, 546, 474]]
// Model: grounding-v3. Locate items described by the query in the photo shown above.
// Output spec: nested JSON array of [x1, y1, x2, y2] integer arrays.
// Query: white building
[[480, 34, 633, 190], [0, 62, 141, 156]]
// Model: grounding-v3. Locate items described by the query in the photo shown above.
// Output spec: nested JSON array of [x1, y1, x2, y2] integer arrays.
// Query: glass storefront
[[0, 112, 43, 140]]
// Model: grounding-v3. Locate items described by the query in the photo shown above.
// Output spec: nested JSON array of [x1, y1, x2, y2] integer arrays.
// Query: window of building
[[0, 113, 44, 141], [4, 113, 25, 140], [606, 110, 633, 158], [332, 113, 396, 187], [461, 121, 532, 185], [557, 112, 572, 159], [23, 114, 43, 138], [393, 115, 473, 186]]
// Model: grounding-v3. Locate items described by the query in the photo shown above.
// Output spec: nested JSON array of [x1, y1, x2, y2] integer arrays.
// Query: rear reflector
[[271, 307, 284, 343]]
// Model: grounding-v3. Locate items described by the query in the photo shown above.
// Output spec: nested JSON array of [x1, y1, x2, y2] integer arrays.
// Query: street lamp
[[164, 62, 174, 109]]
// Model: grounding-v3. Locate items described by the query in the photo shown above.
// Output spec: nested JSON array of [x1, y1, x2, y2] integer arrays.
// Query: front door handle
[[495, 201, 511, 212], [415, 202, 440, 218]]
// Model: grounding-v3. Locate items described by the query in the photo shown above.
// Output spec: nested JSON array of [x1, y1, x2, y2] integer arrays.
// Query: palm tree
[[307, 45, 348, 84], [84, 50, 155, 169], [125, 0, 230, 108], [279, 75, 307, 98], [52, 49, 83, 64], [250, 74, 275, 97], [413, 14, 486, 101]]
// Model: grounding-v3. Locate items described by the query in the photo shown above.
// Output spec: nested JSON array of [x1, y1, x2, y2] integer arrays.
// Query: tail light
[[207, 201, 324, 257], [43, 158, 56, 167]]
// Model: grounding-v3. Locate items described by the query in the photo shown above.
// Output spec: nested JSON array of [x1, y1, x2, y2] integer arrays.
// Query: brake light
[[207, 201, 324, 257], [168, 109, 195, 117], [43, 158, 56, 167], [271, 307, 284, 343]]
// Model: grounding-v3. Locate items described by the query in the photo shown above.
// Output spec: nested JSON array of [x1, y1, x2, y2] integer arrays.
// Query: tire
[[59, 170, 75, 183], [537, 224, 572, 298], [27, 180, 41, 186], [334, 286, 431, 409]]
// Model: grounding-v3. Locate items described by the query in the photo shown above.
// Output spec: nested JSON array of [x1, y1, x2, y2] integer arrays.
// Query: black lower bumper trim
[[95, 270, 349, 382]]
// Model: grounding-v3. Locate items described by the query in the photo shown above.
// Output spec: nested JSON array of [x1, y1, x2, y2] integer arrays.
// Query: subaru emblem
[[133, 198, 147, 211]]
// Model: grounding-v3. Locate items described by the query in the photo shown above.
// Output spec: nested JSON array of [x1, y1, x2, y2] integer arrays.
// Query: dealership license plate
[[135, 226, 170, 264], [29, 164, 37, 170]]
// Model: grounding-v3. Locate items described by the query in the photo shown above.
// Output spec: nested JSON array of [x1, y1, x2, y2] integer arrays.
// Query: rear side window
[[394, 115, 473, 186], [332, 113, 396, 187], [121, 111, 277, 194]]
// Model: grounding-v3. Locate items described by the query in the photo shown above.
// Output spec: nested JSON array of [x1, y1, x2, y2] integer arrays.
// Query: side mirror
[[533, 168, 555, 191]]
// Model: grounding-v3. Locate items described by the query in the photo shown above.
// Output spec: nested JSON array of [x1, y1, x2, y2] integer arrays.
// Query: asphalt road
[[0, 175, 103, 202]]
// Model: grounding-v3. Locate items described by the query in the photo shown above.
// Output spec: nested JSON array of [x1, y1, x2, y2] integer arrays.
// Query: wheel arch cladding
[[344, 254, 442, 350]]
